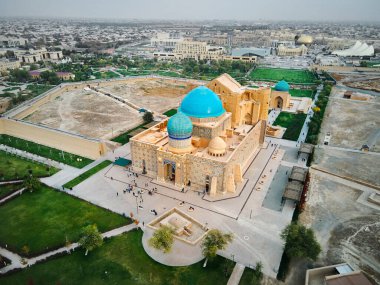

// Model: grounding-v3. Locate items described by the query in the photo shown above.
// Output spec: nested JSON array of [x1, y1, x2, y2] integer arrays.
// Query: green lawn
[[0, 150, 58, 181], [273, 113, 307, 141], [115, 69, 151, 77], [64, 160, 112, 189], [239, 266, 262, 285], [0, 185, 130, 256], [93, 71, 120, 79], [250, 68, 317, 84], [289, 89, 315, 98], [0, 135, 93, 168], [163, 109, 177, 117], [25, 84, 55, 96], [0, 230, 236, 285], [155, 70, 182, 78], [0, 183, 23, 199], [111, 122, 149, 144], [2, 86, 20, 92]]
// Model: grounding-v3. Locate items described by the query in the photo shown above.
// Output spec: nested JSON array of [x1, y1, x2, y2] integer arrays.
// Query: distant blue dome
[[179, 86, 225, 118], [274, 80, 290, 92], [167, 112, 193, 140]]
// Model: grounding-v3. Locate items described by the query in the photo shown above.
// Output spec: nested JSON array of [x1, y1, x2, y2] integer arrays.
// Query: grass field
[[2, 86, 20, 92], [0, 183, 23, 199], [111, 122, 150, 144], [163, 109, 177, 117], [273, 112, 307, 141], [239, 266, 262, 285], [289, 89, 315, 98], [0, 135, 93, 168], [250, 68, 317, 84], [0, 185, 129, 256], [63, 160, 112, 189], [116, 69, 151, 76], [93, 71, 121, 79], [25, 84, 55, 96], [0, 150, 58, 181], [0, 230, 236, 285]]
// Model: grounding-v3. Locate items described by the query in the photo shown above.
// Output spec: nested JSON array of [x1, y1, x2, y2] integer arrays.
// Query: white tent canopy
[[332, 41, 374, 57]]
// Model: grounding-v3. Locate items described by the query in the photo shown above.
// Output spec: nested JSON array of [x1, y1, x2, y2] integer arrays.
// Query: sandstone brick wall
[[0, 118, 106, 159]]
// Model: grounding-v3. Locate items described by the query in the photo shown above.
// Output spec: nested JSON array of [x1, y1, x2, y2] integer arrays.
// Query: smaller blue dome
[[167, 112, 193, 140], [274, 80, 290, 92]]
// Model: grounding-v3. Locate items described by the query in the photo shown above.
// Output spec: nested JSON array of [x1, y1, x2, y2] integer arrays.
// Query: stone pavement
[[58, 141, 296, 278], [141, 226, 204, 266], [0, 223, 137, 274], [227, 263, 245, 285]]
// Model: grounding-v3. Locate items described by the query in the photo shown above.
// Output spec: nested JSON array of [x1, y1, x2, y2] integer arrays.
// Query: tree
[[143, 111, 154, 123], [201, 229, 233, 266], [148, 225, 174, 253], [281, 222, 321, 261], [248, 262, 263, 285], [9, 68, 31, 82], [40, 71, 60, 85], [23, 175, 41, 193], [79, 224, 103, 255]]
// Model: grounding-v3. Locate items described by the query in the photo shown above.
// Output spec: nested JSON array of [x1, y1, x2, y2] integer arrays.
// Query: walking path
[[227, 263, 245, 285], [0, 145, 68, 170], [0, 188, 25, 204], [0, 223, 137, 274], [267, 109, 280, 125], [0, 180, 23, 185], [295, 84, 322, 145]]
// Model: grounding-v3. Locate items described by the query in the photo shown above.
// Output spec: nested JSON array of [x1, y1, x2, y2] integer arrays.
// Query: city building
[[296, 35, 313, 46], [173, 40, 225, 60], [0, 36, 28, 47], [0, 58, 21, 72], [0, 97, 12, 113], [150, 32, 184, 51], [305, 263, 373, 285], [269, 80, 312, 113], [130, 74, 269, 196], [29, 70, 74, 80], [14, 48, 64, 63], [277, 44, 307, 56]]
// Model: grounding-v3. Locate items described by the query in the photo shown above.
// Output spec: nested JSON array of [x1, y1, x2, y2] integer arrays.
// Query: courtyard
[[41, 136, 304, 278]]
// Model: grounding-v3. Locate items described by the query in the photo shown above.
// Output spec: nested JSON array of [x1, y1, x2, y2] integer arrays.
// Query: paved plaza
[[39, 137, 306, 277]]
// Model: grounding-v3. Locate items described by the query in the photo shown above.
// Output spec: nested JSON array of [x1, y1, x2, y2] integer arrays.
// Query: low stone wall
[[0, 118, 106, 159]]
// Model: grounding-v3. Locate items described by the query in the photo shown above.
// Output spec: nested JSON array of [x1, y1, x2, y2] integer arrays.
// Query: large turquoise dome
[[179, 86, 225, 118], [167, 112, 193, 140], [274, 80, 290, 92]]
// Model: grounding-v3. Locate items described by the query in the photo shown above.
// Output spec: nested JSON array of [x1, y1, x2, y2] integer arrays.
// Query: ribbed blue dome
[[179, 86, 225, 118], [274, 80, 290, 92], [167, 112, 193, 140]]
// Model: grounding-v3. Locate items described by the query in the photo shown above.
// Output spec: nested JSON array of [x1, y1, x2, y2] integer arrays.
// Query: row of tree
[[306, 83, 332, 144]]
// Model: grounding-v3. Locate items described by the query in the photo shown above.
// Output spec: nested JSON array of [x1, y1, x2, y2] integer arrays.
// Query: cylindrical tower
[[167, 112, 193, 154]]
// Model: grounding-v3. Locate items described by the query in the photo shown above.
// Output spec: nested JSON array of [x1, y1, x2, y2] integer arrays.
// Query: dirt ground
[[313, 147, 380, 187], [24, 79, 199, 140], [99, 78, 199, 113], [331, 73, 380, 92], [299, 172, 380, 284], [319, 88, 380, 152]]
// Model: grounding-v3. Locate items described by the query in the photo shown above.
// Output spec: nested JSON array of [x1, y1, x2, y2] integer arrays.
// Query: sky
[[0, 0, 379, 22]]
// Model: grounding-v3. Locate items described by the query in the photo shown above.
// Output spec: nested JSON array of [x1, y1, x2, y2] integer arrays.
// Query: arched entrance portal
[[163, 160, 176, 183], [274, 96, 283, 109], [244, 113, 251, 125]]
